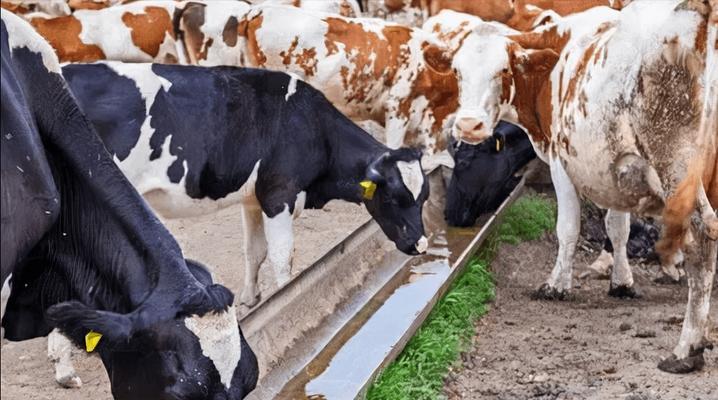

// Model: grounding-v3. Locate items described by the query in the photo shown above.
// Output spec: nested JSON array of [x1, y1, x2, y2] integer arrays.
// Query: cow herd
[[0, 0, 716, 399]]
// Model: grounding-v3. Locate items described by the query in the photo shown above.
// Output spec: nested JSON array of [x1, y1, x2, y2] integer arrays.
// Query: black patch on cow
[[62, 63, 145, 161]]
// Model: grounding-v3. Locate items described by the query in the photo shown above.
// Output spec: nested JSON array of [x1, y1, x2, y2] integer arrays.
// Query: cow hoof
[[530, 284, 569, 300], [239, 291, 261, 308], [658, 353, 705, 374], [654, 274, 683, 285], [608, 284, 641, 299], [56, 374, 82, 389]]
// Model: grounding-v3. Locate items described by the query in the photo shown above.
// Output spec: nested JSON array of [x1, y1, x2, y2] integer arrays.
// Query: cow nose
[[415, 236, 428, 254], [454, 117, 491, 143]]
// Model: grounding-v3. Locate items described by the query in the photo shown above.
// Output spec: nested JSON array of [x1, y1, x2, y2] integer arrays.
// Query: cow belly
[[556, 131, 660, 214], [141, 161, 261, 220]]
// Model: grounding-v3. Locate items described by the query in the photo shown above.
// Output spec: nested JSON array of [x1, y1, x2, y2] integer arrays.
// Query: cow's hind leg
[[658, 226, 716, 373], [533, 158, 580, 300], [239, 203, 268, 308], [48, 329, 82, 388], [605, 210, 639, 298]]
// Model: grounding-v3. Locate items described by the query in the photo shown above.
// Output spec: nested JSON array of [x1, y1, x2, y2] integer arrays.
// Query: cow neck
[[505, 30, 565, 151], [306, 110, 386, 207]]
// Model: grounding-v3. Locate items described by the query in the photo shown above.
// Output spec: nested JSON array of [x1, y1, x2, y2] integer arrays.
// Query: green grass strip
[[366, 194, 557, 400]]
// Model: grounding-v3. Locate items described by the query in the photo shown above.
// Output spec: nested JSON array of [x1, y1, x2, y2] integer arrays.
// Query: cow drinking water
[[445, 121, 536, 227], [60, 62, 430, 309]]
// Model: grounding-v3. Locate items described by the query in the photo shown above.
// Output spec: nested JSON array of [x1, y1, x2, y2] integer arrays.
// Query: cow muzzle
[[414, 236, 428, 254], [453, 117, 492, 144]]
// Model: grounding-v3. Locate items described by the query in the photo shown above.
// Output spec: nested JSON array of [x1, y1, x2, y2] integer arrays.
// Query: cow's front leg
[[605, 210, 639, 298], [262, 204, 295, 288], [533, 157, 580, 300], [48, 329, 82, 388], [239, 203, 267, 308], [659, 227, 716, 373]]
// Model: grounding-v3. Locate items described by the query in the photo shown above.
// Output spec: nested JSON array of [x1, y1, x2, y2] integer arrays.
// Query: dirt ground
[[444, 209, 718, 400], [0, 201, 368, 400]]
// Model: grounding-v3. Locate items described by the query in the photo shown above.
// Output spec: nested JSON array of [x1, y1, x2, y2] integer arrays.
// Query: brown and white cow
[[0, 0, 71, 17], [27, 1, 182, 63], [251, 0, 362, 17], [366, 0, 627, 29], [236, 4, 459, 161], [451, 0, 716, 372]]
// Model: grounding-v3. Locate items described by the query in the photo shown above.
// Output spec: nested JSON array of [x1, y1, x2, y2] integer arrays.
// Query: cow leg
[[1, 273, 10, 339], [605, 210, 639, 298], [533, 158, 580, 300], [48, 329, 82, 388], [655, 249, 685, 284], [658, 227, 716, 373], [262, 205, 294, 288], [239, 203, 267, 308]]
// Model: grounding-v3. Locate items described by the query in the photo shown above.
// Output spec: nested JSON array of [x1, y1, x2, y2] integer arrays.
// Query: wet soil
[[444, 197, 718, 400]]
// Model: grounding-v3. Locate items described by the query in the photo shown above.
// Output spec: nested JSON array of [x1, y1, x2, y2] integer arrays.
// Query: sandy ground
[[1, 201, 368, 400], [444, 197, 718, 400]]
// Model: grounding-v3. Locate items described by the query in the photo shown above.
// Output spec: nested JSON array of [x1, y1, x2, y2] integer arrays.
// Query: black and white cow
[[60, 62, 430, 308], [0, 9, 257, 399], [445, 121, 536, 227]]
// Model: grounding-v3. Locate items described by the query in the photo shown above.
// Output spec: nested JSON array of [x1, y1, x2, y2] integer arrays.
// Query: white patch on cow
[[262, 204, 294, 285], [2, 9, 61, 73], [285, 72, 300, 101], [396, 160, 423, 201], [184, 306, 241, 389]]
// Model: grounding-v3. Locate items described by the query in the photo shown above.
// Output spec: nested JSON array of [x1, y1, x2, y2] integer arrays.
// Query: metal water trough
[[242, 171, 527, 399]]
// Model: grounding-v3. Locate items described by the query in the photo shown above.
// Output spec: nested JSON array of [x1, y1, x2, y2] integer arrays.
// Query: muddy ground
[[1, 201, 368, 400], [444, 194, 718, 400]]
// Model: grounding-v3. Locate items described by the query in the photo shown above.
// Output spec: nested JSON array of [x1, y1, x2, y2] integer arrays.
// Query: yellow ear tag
[[85, 330, 102, 352], [359, 180, 377, 200], [496, 138, 502, 152]]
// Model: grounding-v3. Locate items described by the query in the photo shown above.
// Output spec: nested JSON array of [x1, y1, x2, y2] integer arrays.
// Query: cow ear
[[423, 44, 453, 74], [45, 301, 133, 344]]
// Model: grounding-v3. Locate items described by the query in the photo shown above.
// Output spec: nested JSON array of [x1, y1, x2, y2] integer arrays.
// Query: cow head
[[362, 148, 429, 255], [17, 261, 259, 400], [101, 261, 257, 400], [451, 26, 559, 145], [445, 121, 536, 226]]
